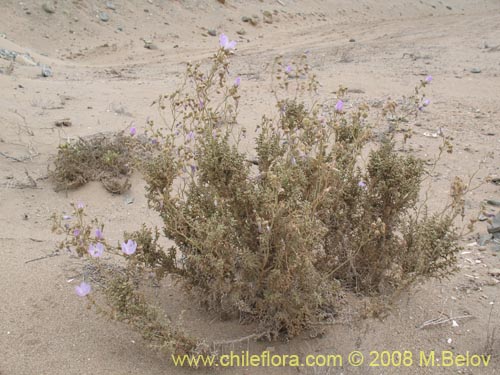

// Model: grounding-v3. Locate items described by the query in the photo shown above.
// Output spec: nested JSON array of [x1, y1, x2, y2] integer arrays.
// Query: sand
[[1, 1, 500, 374]]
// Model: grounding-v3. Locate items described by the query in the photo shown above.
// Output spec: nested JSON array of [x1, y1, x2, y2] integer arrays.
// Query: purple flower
[[285, 64, 292, 73], [88, 243, 104, 258], [234, 76, 241, 87], [73, 228, 81, 237], [75, 282, 91, 297], [335, 100, 344, 112], [186, 131, 195, 142], [77, 201, 84, 209], [358, 181, 367, 188], [63, 215, 72, 220], [425, 75, 432, 83], [423, 98, 430, 106], [130, 127, 137, 136], [121, 239, 137, 255], [190, 165, 197, 174], [198, 100, 204, 109], [95, 228, 103, 240], [219, 34, 237, 50]]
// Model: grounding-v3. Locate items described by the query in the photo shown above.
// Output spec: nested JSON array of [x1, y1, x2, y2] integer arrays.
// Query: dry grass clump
[[50, 132, 135, 193]]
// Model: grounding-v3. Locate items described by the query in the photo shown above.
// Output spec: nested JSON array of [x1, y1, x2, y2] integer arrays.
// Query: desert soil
[[1, 1, 500, 374]]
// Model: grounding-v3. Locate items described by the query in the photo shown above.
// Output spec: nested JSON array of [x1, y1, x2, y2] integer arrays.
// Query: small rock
[[16, 53, 36, 66], [446, 5, 452, 10], [236, 29, 246, 36], [143, 41, 158, 50], [106, 1, 116, 10], [55, 118, 72, 127], [242, 16, 252, 22], [217, 0, 225, 3], [207, 29, 217, 37], [470, 67, 481, 74], [488, 268, 500, 277], [41, 65, 53, 77], [99, 12, 110, 22], [486, 199, 500, 207], [349, 38, 356, 42], [263, 10, 273, 24], [42, 2, 55, 14]]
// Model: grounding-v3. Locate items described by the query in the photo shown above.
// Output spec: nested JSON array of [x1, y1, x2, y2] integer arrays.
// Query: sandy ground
[[1, 1, 500, 374]]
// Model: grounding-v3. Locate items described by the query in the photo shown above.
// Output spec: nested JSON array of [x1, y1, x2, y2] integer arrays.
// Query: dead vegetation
[[49, 132, 135, 193]]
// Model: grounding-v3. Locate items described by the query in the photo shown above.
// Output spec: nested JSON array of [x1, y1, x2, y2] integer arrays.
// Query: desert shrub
[[49, 131, 148, 193], [53, 39, 465, 353]]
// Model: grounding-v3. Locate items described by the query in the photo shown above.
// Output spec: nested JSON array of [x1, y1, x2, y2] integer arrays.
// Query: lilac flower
[[88, 243, 104, 258], [423, 98, 431, 106], [151, 138, 158, 145], [358, 181, 367, 188], [73, 228, 81, 237], [219, 34, 237, 50], [75, 282, 91, 297], [121, 239, 137, 256], [77, 201, 85, 209], [186, 131, 195, 142], [190, 165, 197, 174], [63, 215, 72, 220], [95, 228, 104, 240], [285, 64, 292, 73], [335, 100, 344, 112], [199, 100, 204, 109], [234, 76, 241, 87], [130, 127, 137, 136], [425, 75, 432, 83]]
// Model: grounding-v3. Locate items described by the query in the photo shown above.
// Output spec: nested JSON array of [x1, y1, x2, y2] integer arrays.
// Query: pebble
[[41, 65, 53, 77], [263, 10, 273, 24], [99, 12, 110, 22], [470, 67, 481, 74], [488, 268, 500, 277], [207, 29, 217, 37], [106, 1, 116, 10], [236, 29, 246, 36], [42, 2, 55, 14], [16, 54, 37, 66]]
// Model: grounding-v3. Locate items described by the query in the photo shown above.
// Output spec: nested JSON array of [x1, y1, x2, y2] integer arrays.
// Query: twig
[[418, 314, 474, 329], [212, 332, 269, 347], [25, 251, 59, 264], [0, 151, 24, 162]]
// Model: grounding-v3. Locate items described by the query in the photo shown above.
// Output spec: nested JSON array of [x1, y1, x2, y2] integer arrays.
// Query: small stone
[[42, 2, 55, 14], [242, 16, 252, 22], [55, 118, 72, 127], [99, 12, 110, 22], [106, 1, 116, 10], [16, 54, 36, 66], [263, 10, 273, 24], [486, 199, 500, 207], [143, 41, 158, 50], [217, 0, 225, 3], [488, 268, 500, 277], [41, 65, 53, 77], [236, 29, 246, 36], [470, 67, 481, 74], [349, 38, 356, 42], [207, 29, 217, 37]]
